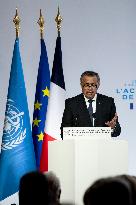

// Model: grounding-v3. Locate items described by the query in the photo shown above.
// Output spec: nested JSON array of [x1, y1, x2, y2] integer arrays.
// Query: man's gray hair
[[44, 171, 61, 204], [80, 71, 100, 84]]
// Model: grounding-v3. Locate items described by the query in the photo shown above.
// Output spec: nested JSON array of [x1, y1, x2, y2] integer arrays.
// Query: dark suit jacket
[[61, 93, 121, 137]]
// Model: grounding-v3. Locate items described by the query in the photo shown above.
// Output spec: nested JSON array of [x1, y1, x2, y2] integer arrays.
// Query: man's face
[[81, 75, 99, 99]]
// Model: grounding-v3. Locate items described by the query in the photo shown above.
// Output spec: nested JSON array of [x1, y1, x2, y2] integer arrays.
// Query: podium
[[48, 129, 128, 205]]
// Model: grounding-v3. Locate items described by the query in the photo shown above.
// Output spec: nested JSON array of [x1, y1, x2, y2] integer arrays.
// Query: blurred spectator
[[83, 175, 136, 205], [44, 171, 61, 205], [19, 171, 48, 205], [116, 174, 136, 204]]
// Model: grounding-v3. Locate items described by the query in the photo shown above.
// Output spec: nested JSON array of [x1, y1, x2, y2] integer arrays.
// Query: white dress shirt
[[83, 94, 97, 126]]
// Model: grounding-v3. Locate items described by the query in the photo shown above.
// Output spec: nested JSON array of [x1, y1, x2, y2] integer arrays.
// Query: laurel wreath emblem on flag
[[2, 99, 26, 150]]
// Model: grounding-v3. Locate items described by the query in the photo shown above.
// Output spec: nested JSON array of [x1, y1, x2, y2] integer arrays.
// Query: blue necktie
[[88, 99, 93, 125]]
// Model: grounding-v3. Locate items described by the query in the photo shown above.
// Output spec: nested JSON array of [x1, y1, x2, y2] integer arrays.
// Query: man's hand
[[105, 113, 118, 129]]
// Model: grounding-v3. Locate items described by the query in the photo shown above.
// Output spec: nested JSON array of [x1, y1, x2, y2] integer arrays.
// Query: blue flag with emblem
[[32, 38, 50, 169], [0, 38, 36, 201]]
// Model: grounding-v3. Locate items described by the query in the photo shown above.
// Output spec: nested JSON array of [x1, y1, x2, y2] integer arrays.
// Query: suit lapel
[[95, 94, 103, 126]]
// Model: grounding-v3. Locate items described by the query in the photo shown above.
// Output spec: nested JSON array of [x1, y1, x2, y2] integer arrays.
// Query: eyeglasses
[[83, 83, 98, 89]]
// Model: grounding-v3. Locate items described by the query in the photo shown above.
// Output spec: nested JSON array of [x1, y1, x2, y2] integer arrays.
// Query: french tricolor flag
[[40, 35, 66, 172]]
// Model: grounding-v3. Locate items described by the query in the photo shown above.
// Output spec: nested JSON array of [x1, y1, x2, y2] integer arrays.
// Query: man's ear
[[97, 82, 100, 89], [80, 82, 83, 88]]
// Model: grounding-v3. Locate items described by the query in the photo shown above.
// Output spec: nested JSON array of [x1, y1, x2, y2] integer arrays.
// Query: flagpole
[[0, 8, 36, 203], [37, 9, 44, 39], [13, 8, 20, 38], [55, 6, 63, 37], [32, 10, 50, 169]]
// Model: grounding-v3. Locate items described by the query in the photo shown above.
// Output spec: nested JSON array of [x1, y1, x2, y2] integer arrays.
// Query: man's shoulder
[[65, 93, 83, 103], [97, 93, 114, 101]]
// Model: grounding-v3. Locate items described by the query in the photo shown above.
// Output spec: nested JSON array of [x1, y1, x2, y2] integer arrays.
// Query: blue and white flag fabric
[[32, 38, 50, 169], [0, 38, 36, 202], [44, 36, 66, 140], [40, 35, 66, 172]]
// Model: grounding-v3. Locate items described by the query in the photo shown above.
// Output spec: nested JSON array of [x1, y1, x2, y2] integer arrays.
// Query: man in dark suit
[[61, 71, 121, 137]]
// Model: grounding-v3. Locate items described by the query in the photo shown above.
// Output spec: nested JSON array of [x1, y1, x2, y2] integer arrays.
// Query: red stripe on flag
[[39, 133, 56, 172]]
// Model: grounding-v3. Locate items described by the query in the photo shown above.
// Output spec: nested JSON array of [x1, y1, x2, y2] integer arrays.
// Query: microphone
[[92, 112, 96, 119], [92, 113, 96, 127]]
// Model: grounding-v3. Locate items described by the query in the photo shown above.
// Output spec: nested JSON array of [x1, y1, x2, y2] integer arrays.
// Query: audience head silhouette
[[19, 171, 48, 205], [83, 175, 136, 205], [44, 171, 61, 205]]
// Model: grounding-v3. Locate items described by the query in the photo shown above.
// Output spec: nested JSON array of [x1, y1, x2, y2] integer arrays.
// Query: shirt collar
[[84, 94, 97, 103]]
